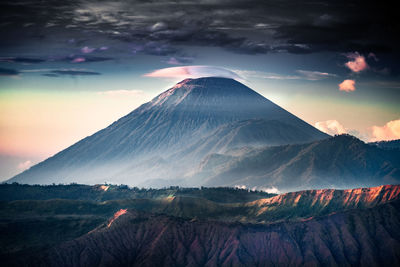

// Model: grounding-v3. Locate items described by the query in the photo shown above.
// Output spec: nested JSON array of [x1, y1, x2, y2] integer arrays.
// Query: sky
[[0, 0, 399, 181]]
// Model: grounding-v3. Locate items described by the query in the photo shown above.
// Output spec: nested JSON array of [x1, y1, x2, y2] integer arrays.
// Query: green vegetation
[[0, 183, 275, 202]]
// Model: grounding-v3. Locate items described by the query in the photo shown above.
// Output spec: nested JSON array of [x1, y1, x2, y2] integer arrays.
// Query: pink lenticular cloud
[[370, 119, 400, 141], [72, 57, 86, 63], [145, 66, 190, 78], [338, 79, 356, 92], [345, 52, 368, 72], [144, 66, 242, 80], [81, 46, 96, 54]]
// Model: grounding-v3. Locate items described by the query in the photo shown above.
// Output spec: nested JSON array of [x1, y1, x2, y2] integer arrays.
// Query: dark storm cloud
[[0, 57, 46, 63], [0, 0, 398, 56], [63, 56, 113, 63], [0, 67, 19, 76], [166, 56, 195, 65], [0, 55, 113, 64], [50, 70, 101, 76]]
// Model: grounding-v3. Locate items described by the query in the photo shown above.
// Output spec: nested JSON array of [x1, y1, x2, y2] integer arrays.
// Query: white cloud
[[295, 70, 337, 80], [17, 160, 32, 170], [235, 185, 280, 194], [254, 186, 280, 194], [235, 185, 248, 190], [314, 120, 347, 135], [370, 119, 400, 141], [150, 22, 167, 31], [233, 70, 300, 80], [338, 79, 356, 92], [233, 69, 336, 81]]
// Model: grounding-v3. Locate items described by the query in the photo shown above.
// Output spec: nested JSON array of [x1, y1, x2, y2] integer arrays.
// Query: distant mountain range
[[191, 134, 400, 192], [7, 77, 400, 192], [369, 139, 400, 150], [1, 184, 400, 266]]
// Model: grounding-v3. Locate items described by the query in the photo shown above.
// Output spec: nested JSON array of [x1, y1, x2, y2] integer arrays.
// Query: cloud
[[0, 57, 46, 64], [0, 0, 398, 57], [338, 79, 356, 92], [63, 56, 112, 63], [271, 44, 312, 54], [0, 55, 111, 65], [235, 185, 248, 190], [81, 46, 96, 53], [234, 70, 300, 80], [370, 119, 400, 141], [151, 22, 167, 32], [144, 65, 242, 80], [234, 69, 336, 81], [0, 67, 19, 76], [17, 160, 32, 170], [166, 56, 194, 65], [253, 186, 280, 194], [97, 90, 145, 97], [314, 120, 347, 136], [22, 68, 102, 76], [81, 56, 113, 62], [295, 70, 337, 80], [142, 42, 179, 56], [345, 52, 369, 72], [50, 69, 101, 76], [235, 185, 280, 194], [71, 57, 86, 63]]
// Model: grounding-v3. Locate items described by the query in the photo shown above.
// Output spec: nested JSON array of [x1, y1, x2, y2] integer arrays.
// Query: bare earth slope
[[2, 184, 399, 266], [41, 200, 400, 267]]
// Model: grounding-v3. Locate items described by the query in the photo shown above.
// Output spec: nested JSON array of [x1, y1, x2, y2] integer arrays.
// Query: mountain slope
[[38, 200, 400, 267], [192, 134, 400, 192], [9, 77, 328, 185], [370, 139, 400, 150], [2, 184, 400, 266]]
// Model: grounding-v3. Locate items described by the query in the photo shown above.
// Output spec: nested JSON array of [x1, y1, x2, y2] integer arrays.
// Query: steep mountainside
[[192, 135, 400, 192], [2, 184, 400, 266], [37, 200, 400, 267], [8, 77, 328, 186]]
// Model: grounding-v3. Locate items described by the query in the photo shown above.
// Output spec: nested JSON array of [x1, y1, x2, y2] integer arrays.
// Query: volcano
[[9, 77, 328, 186]]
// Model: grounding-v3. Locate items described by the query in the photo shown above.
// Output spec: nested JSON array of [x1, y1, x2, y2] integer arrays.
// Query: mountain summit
[[9, 77, 328, 186]]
